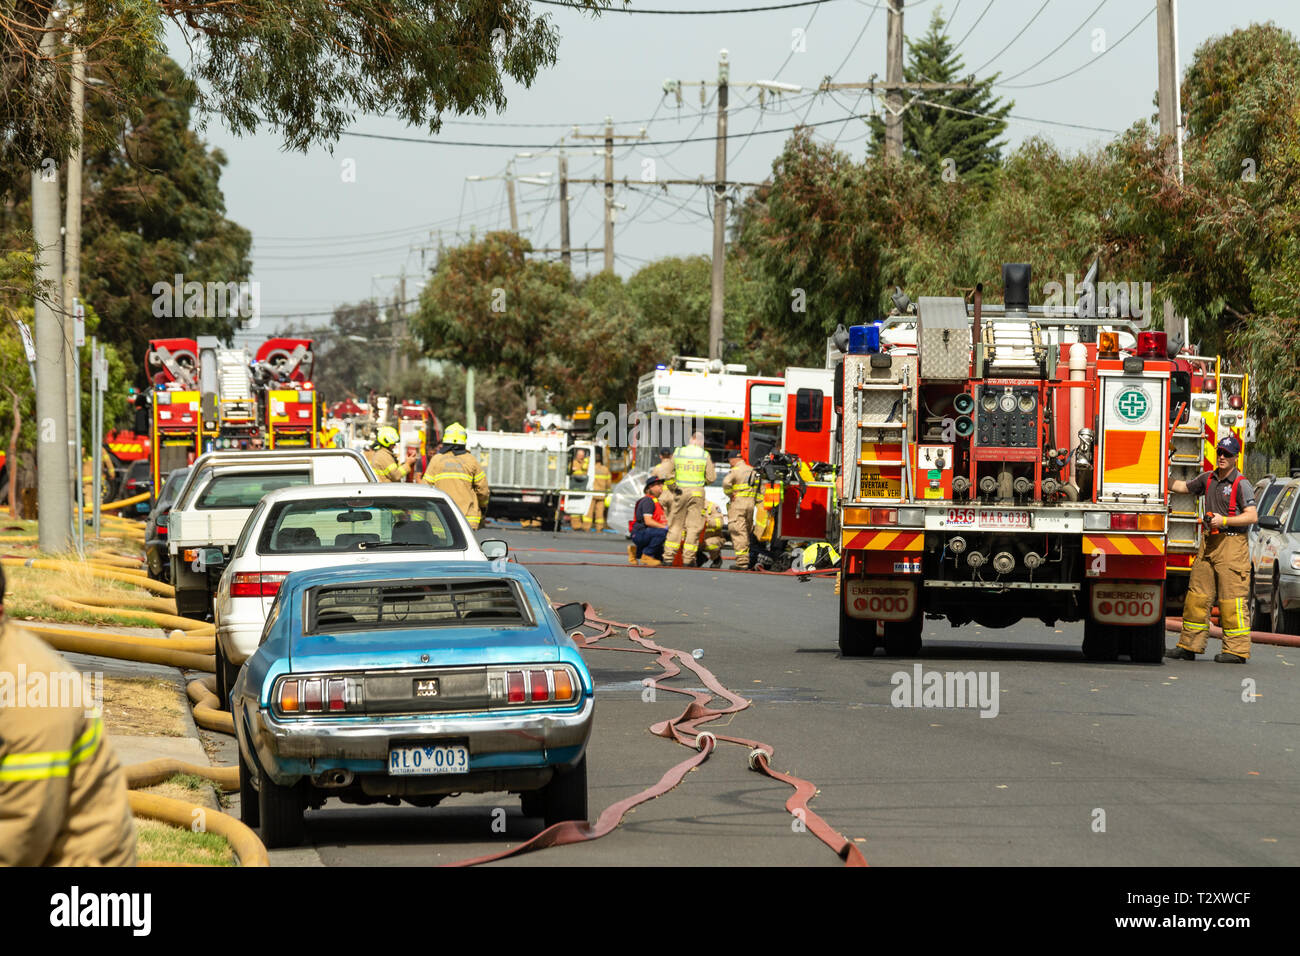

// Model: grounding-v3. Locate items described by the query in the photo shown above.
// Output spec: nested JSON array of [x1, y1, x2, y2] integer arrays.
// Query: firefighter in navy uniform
[[1167, 435, 1258, 662]]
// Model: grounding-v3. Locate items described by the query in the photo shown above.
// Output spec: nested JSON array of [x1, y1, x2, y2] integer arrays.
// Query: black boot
[[1165, 646, 1197, 660], [1213, 652, 1247, 663]]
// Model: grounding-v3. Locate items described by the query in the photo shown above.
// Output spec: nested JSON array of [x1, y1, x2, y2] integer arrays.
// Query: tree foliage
[[867, 8, 1011, 184], [2, 0, 615, 188]]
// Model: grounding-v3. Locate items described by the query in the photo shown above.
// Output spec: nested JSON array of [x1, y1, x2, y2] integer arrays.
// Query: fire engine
[[146, 336, 321, 488], [828, 263, 1248, 662]]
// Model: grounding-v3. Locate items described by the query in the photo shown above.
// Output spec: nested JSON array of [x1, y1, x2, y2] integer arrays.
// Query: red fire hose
[[446, 606, 866, 867]]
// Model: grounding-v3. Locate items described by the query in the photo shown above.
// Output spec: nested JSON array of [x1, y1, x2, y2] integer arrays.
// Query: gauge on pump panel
[[998, 392, 1017, 414], [1018, 393, 1036, 413], [981, 392, 998, 412]]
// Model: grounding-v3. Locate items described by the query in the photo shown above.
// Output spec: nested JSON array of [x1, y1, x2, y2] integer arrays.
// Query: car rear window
[[258, 497, 466, 553], [196, 472, 310, 509], [308, 580, 529, 633]]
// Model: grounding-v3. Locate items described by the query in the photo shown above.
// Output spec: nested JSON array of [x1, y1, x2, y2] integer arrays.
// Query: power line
[[990, 0, 1110, 86], [997, 5, 1155, 90], [530, 0, 846, 13], [950, 0, 994, 56], [968, 0, 1051, 75]]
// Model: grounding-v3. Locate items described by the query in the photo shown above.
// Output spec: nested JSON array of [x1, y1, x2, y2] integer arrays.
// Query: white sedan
[[213, 483, 501, 703]]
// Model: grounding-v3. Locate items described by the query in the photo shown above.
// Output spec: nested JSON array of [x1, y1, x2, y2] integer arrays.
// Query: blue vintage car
[[231, 560, 594, 848]]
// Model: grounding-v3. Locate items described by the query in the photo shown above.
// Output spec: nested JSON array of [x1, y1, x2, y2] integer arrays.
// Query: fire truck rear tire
[[882, 618, 923, 657], [1081, 619, 1119, 661], [838, 607, 876, 657], [1129, 620, 1166, 664]]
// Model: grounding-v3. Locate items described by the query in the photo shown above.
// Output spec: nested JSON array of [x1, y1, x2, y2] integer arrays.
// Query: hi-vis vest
[[673, 445, 710, 492]]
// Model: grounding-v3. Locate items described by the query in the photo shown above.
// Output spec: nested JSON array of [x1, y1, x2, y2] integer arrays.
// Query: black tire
[[146, 547, 162, 580], [882, 617, 923, 657], [214, 642, 239, 712], [541, 756, 588, 828], [1273, 578, 1300, 635], [258, 774, 306, 849], [238, 745, 260, 828], [1129, 620, 1167, 663], [1081, 618, 1119, 661], [519, 791, 543, 819], [1249, 573, 1269, 632], [837, 589, 876, 657]]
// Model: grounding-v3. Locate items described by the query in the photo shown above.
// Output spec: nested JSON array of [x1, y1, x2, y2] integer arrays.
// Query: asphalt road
[[213, 526, 1300, 867]]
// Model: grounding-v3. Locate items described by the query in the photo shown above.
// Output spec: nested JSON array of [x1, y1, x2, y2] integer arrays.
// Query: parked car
[[212, 482, 494, 702], [111, 459, 154, 515], [166, 449, 375, 619], [231, 561, 594, 848], [1249, 476, 1300, 635], [144, 466, 192, 581]]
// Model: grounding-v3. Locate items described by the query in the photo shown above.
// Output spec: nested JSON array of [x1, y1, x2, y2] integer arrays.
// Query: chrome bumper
[[249, 697, 594, 765]]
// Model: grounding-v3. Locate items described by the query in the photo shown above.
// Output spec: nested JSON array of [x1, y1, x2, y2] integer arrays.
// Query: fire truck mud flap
[[845, 579, 916, 622]]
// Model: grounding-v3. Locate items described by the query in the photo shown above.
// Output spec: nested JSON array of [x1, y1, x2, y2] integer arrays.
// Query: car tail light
[[507, 672, 526, 703], [552, 670, 574, 702], [302, 678, 323, 712], [230, 571, 288, 597], [279, 680, 300, 713], [327, 679, 347, 712], [529, 670, 549, 703], [493, 666, 581, 708]]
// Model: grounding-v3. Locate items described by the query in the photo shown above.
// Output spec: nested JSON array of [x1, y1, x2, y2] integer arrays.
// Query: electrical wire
[[989, 0, 1110, 86], [530, 0, 846, 13], [967, 0, 1051, 75], [996, 5, 1155, 90]]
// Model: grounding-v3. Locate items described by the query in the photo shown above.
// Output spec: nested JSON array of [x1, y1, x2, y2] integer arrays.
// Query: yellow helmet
[[443, 422, 468, 445], [376, 426, 400, 448]]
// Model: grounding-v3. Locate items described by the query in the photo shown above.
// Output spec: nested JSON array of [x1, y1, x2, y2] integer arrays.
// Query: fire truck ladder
[[983, 316, 1044, 376], [852, 357, 914, 503], [1168, 418, 1205, 554]]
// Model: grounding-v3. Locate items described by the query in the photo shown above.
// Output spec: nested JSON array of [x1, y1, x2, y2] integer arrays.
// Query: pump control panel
[[976, 385, 1039, 448]]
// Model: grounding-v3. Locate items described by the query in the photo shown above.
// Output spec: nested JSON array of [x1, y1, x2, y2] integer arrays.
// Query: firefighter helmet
[[376, 426, 400, 448], [443, 422, 468, 445]]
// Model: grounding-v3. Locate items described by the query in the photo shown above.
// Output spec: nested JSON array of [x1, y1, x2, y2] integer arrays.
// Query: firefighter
[[0, 567, 137, 865], [723, 449, 758, 570], [568, 448, 589, 531], [696, 498, 726, 567], [628, 476, 669, 566], [584, 451, 612, 532], [1167, 434, 1258, 662], [369, 426, 418, 482], [423, 422, 490, 529], [662, 431, 716, 566], [651, 447, 679, 520]]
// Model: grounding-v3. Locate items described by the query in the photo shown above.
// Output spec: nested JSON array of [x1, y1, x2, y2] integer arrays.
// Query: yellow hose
[[83, 492, 150, 513], [22, 623, 214, 654], [127, 791, 268, 867], [1, 557, 175, 596], [45, 595, 208, 634], [61, 591, 180, 615], [188, 677, 235, 734], [125, 757, 239, 793]]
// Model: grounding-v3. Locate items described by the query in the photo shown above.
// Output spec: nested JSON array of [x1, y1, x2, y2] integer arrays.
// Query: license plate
[[521, 494, 542, 503], [979, 509, 1032, 530], [388, 744, 469, 776]]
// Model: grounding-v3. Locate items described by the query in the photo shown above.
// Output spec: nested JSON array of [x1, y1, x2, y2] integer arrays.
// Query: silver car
[[1249, 476, 1300, 635], [213, 483, 493, 704]]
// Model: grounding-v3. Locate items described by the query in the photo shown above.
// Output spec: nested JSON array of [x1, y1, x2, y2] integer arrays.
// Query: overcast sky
[[164, 0, 1300, 340]]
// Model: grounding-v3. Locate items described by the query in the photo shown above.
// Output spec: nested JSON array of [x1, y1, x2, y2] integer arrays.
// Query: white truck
[[167, 449, 375, 618], [467, 430, 568, 529]]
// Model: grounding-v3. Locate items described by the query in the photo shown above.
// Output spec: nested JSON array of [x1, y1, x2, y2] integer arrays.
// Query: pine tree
[[869, 8, 1012, 185]]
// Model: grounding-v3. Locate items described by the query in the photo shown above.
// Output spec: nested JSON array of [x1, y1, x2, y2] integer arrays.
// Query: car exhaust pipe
[[314, 769, 354, 788]]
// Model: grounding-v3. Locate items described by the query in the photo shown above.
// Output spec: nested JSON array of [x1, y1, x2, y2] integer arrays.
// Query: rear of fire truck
[[836, 264, 1174, 663]]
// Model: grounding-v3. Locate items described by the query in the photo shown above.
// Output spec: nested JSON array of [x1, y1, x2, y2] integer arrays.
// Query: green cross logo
[[1115, 388, 1148, 422]]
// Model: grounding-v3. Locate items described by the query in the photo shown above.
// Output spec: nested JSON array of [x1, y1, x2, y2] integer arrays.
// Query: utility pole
[[709, 51, 730, 362], [33, 18, 70, 552], [572, 120, 645, 274], [1155, 0, 1183, 183], [885, 0, 905, 161], [558, 147, 571, 268], [505, 161, 519, 232], [467, 160, 551, 235], [65, 13, 86, 522]]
